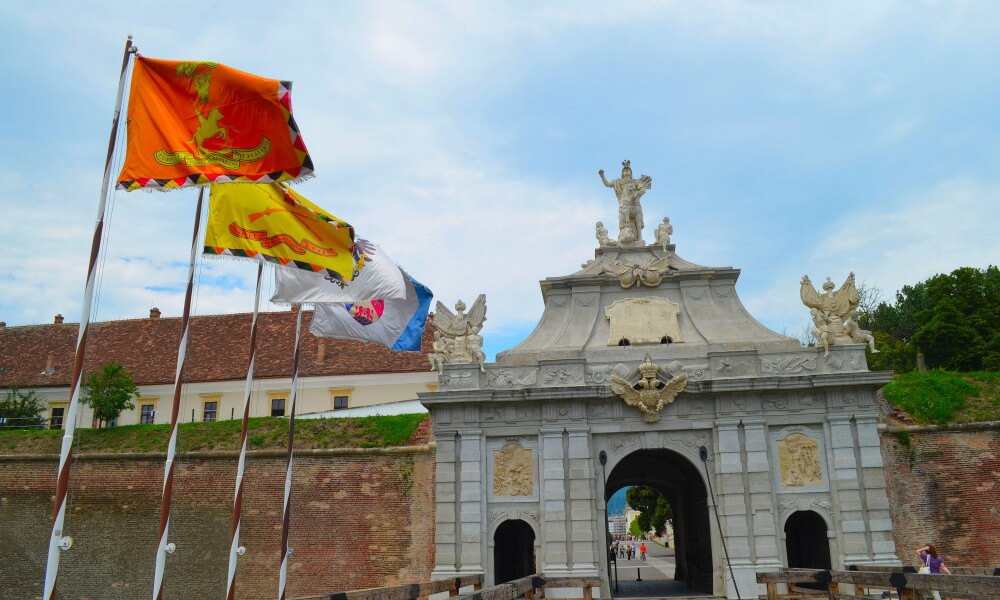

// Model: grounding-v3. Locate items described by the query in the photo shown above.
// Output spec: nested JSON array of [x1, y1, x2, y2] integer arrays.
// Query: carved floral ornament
[[610, 355, 687, 423]]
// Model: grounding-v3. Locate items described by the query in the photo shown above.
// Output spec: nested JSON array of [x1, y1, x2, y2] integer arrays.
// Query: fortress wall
[[880, 423, 1000, 569], [0, 448, 435, 600]]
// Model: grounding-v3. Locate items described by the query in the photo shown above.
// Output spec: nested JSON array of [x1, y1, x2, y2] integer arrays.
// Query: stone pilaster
[[458, 429, 484, 573], [828, 415, 868, 563], [744, 419, 782, 572], [566, 427, 598, 573], [855, 415, 900, 564], [539, 427, 570, 574]]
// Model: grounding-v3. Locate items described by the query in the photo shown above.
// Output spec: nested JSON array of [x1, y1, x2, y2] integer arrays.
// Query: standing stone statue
[[655, 217, 673, 251], [599, 159, 652, 245]]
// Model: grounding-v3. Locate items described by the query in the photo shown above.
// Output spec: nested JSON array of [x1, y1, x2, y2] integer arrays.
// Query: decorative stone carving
[[599, 159, 652, 245], [441, 369, 477, 390], [777, 433, 823, 487], [488, 368, 538, 388], [493, 443, 533, 496], [595, 221, 615, 248], [654, 217, 672, 251], [606, 297, 683, 346], [489, 507, 540, 530], [759, 355, 818, 375], [801, 272, 877, 355], [610, 355, 688, 423], [432, 295, 487, 372], [539, 364, 584, 386]]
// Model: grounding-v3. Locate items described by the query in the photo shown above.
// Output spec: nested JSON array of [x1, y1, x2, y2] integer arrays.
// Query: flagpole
[[152, 187, 205, 600], [226, 262, 264, 600], [43, 34, 136, 600], [277, 307, 304, 600]]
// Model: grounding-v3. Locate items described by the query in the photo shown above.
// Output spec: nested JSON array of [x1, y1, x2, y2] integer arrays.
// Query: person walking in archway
[[640, 542, 647, 561]]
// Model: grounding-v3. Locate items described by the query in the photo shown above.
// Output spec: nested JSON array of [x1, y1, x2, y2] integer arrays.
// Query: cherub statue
[[599, 160, 652, 245], [428, 331, 451, 374], [809, 308, 835, 356], [610, 355, 687, 423], [843, 311, 878, 354], [655, 217, 672, 252], [595, 221, 614, 247], [431, 295, 487, 366]]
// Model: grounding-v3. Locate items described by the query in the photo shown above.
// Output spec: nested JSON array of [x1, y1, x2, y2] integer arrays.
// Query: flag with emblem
[[204, 183, 359, 282], [309, 270, 433, 351], [117, 56, 312, 191], [270, 239, 406, 303]]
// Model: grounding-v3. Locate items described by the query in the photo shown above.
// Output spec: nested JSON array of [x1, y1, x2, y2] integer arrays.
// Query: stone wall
[[0, 447, 435, 600], [880, 422, 1000, 569]]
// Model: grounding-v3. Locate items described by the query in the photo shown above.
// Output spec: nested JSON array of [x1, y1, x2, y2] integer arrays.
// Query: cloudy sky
[[2, 2, 999, 359]]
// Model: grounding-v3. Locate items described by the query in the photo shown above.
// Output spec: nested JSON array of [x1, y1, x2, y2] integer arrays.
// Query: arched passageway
[[784, 510, 831, 570], [605, 449, 713, 594], [494, 520, 536, 584]]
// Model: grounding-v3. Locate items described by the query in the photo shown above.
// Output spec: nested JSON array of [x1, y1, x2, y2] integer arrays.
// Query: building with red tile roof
[[0, 308, 436, 428]]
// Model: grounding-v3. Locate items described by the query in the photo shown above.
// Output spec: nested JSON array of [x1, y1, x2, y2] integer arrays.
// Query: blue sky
[[2, 2, 1000, 360]]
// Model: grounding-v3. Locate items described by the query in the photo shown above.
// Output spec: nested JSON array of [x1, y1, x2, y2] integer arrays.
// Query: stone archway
[[494, 519, 536, 584], [605, 448, 713, 594], [784, 510, 831, 570]]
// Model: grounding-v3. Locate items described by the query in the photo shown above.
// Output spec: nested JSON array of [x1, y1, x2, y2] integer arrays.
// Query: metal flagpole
[[226, 262, 264, 600], [43, 35, 136, 600], [152, 188, 206, 600], [276, 307, 305, 600]]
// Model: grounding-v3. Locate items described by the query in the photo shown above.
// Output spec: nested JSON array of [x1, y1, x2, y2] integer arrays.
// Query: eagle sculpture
[[610, 355, 687, 423]]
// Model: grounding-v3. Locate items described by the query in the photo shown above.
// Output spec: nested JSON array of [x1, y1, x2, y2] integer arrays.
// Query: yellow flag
[[204, 183, 360, 282]]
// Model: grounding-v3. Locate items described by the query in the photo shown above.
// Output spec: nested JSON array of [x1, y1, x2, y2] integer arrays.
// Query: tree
[[81, 361, 139, 428], [626, 485, 673, 535], [628, 516, 644, 538], [0, 387, 46, 429]]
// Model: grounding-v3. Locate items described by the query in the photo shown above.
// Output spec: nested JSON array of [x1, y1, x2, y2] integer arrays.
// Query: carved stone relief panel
[[587, 400, 623, 421], [488, 506, 541, 533], [710, 352, 756, 378], [540, 364, 585, 386], [493, 442, 534, 497], [441, 368, 479, 390], [759, 354, 818, 376], [488, 367, 538, 388], [605, 297, 684, 346], [777, 433, 823, 487]]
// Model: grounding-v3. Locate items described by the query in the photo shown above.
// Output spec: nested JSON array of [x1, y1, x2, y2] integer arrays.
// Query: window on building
[[271, 398, 286, 417], [50, 407, 65, 429], [204, 401, 218, 423], [140, 404, 155, 425], [333, 395, 349, 410]]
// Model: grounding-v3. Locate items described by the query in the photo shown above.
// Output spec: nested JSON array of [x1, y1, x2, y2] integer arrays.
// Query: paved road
[[609, 542, 714, 599]]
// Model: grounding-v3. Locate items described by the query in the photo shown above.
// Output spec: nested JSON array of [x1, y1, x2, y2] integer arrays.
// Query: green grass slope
[[0, 413, 427, 455], [882, 371, 1000, 424]]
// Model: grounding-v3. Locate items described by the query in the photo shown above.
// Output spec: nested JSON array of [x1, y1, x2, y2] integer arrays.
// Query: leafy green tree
[[628, 515, 644, 538], [81, 361, 139, 428], [0, 387, 46, 429], [912, 298, 982, 371], [626, 485, 673, 535]]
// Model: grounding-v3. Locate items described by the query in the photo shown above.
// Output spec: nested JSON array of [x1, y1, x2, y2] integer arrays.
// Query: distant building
[[0, 309, 436, 429], [608, 512, 627, 536]]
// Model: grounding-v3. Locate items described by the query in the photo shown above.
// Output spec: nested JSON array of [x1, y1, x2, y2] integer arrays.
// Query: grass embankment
[[882, 371, 1000, 424], [0, 413, 427, 455]]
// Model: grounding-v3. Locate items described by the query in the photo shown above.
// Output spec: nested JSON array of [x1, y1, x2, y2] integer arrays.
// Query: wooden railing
[[756, 567, 1000, 600], [292, 574, 483, 600], [294, 574, 602, 600]]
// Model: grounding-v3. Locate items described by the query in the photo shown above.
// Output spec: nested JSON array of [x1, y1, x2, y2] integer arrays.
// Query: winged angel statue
[[610, 355, 687, 423], [430, 294, 487, 373], [800, 272, 876, 355]]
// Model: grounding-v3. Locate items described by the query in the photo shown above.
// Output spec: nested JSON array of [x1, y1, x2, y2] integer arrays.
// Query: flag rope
[[152, 187, 206, 600], [277, 308, 304, 600], [43, 35, 136, 600], [226, 262, 264, 600]]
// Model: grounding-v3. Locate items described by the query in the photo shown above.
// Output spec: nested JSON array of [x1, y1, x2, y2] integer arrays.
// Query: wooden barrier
[[300, 574, 603, 600], [757, 567, 1000, 600], [847, 564, 1000, 577], [292, 574, 484, 600]]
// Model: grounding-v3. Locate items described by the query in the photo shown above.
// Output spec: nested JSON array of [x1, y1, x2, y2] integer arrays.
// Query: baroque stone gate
[[420, 163, 899, 598]]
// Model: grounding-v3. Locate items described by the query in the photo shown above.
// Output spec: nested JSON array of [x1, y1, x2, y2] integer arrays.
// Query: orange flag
[[117, 57, 313, 191]]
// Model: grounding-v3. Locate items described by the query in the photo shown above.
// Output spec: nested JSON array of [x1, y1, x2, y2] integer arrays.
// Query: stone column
[[431, 432, 459, 577], [458, 429, 485, 573], [828, 415, 868, 563], [743, 419, 782, 575], [715, 419, 755, 599], [567, 427, 598, 573], [539, 427, 571, 575], [855, 415, 899, 564]]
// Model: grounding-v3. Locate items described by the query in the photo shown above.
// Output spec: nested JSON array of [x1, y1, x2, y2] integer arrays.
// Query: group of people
[[609, 539, 647, 561]]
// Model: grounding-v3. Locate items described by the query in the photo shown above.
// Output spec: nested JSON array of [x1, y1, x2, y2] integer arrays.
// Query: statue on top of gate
[[430, 295, 487, 373], [599, 159, 652, 246], [800, 272, 877, 355]]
